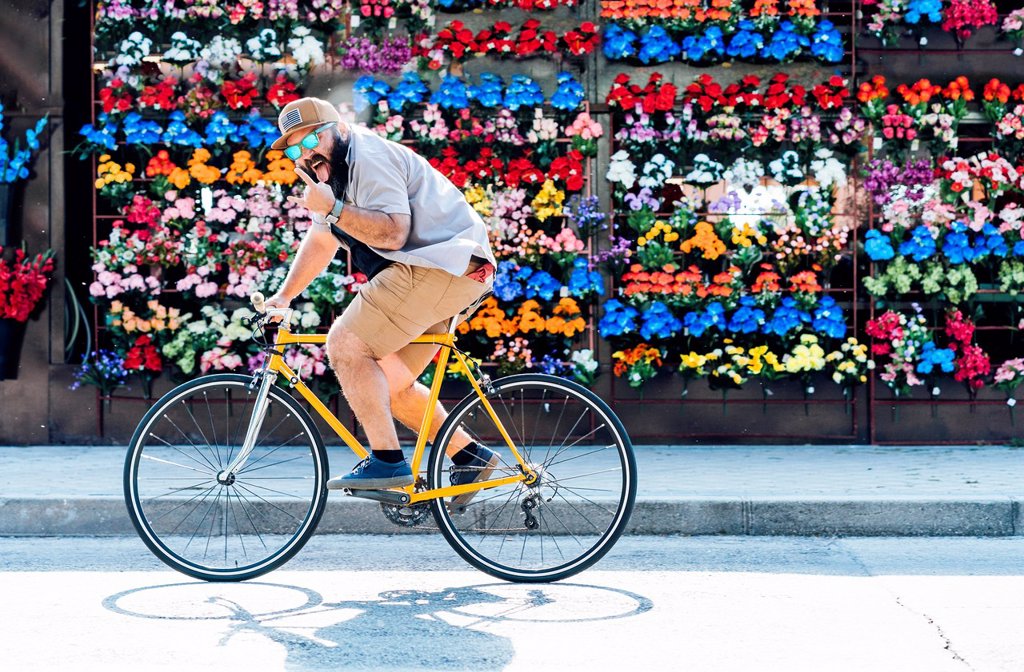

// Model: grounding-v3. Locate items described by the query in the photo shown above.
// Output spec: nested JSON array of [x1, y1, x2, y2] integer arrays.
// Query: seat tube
[[226, 370, 278, 474]]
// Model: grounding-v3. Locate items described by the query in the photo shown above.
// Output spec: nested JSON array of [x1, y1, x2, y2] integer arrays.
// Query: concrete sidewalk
[[2, 444, 1023, 536]]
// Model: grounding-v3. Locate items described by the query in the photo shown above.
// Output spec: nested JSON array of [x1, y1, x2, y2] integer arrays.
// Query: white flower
[[113, 31, 152, 67], [200, 35, 243, 68], [571, 349, 598, 372], [246, 28, 281, 62], [287, 26, 326, 68], [639, 153, 675, 189], [809, 149, 847, 189], [607, 150, 636, 189], [724, 158, 764, 189], [685, 154, 724, 185], [164, 31, 201, 63]]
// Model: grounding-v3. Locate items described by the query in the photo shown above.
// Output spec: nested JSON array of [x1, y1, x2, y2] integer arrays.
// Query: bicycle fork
[[221, 370, 278, 479]]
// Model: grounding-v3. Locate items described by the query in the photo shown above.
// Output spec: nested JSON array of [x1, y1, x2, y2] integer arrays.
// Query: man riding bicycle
[[263, 97, 499, 499]]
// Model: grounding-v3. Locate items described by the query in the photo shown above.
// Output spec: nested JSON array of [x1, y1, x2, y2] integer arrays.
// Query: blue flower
[[762, 297, 810, 336], [1014, 240, 1024, 257], [551, 73, 585, 111], [388, 72, 429, 112], [504, 75, 544, 112], [865, 230, 895, 261], [203, 111, 237, 146], [431, 75, 471, 110], [78, 113, 118, 151], [236, 111, 278, 148], [602, 23, 637, 61], [761, 21, 808, 61], [493, 261, 525, 302], [525, 269, 561, 301], [812, 296, 847, 339], [682, 27, 726, 62], [568, 257, 604, 298], [727, 21, 765, 59], [916, 342, 955, 375], [898, 225, 936, 262], [162, 111, 203, 148], [905, 0, 942, 24], [599, 299, 639, 337], [683, 302, 726, 338], [640, 301, 682, 340], [120, 112, 162, 145], [637, 25, 680, 64], [538, 354, 571, 377], [727, 296, 765, 334], [981, 223, 1008, 258], [942, 221, 984, 264], [354, 76, 391, 111], [810, 20, 844, 63], [468, 73, 505, 108]]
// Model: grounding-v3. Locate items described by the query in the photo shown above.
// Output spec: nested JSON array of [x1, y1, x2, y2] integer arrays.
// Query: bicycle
[[124, 292, 637, 583]]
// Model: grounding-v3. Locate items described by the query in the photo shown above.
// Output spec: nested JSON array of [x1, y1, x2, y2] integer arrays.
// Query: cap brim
[[270, 122, 323, 150]]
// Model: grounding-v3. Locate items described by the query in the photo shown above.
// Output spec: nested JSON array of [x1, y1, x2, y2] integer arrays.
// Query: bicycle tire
[[427, 373, 637, 583], [124, 373, 328, 581]]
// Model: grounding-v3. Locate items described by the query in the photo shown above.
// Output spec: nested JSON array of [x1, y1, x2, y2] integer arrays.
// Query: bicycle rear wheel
[[428, 374, 636, 583], [124, 373, 328, 581]]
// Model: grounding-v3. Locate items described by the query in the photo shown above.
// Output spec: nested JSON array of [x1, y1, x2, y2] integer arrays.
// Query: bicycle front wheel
[[428, 374, 637, 583], [124, 373, 328, 581]]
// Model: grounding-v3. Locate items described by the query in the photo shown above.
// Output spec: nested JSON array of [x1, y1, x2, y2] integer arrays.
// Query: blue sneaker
[[327, 456, 413, 490], [449, 446, 500, 507]]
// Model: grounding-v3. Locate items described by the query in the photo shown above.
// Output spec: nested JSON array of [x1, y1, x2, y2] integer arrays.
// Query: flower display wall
[[78, 0, 1024, 442]]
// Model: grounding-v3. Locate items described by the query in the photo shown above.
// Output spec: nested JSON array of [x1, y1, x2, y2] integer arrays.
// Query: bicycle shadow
[[103, 581, 653, 671]]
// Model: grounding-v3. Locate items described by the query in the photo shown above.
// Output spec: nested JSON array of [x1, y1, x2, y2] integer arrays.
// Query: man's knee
[[326, 323, 377, 370]]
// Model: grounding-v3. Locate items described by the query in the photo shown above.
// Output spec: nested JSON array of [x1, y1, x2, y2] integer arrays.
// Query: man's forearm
[[337, 205, 410, 251], [277, 227, 340, 302]]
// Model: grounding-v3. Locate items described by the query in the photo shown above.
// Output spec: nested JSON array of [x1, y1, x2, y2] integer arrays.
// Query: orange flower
[[942, 76, 974, 102], [857, 75, 888, 104], [984, 78, 1010, 103]]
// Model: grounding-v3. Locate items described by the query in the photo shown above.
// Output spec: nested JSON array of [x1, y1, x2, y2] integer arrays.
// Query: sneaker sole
[[450, 453, 501, 507], [327, 475, 414, 491]]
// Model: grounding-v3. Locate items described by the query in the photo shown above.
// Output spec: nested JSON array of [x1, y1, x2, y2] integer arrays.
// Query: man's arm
[[335, 207, 410, 251], [289, 162, 411, 251], [267, 226, 340, 306]]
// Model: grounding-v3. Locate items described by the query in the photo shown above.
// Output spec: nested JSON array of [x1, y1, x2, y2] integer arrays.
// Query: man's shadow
[[104, 582, 653, 671]]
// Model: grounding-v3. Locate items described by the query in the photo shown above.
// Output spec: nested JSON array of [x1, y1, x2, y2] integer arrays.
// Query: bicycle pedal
[[341, 488, 411, 506]]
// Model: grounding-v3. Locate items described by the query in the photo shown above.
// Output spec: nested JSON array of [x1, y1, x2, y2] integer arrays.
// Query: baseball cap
[[271, 97, 342, 150]]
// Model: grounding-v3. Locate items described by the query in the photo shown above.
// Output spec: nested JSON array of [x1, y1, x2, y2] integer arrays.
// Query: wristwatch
[[324, 197, 344, 225]]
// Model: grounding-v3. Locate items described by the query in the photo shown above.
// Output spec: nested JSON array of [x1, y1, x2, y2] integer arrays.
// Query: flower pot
[[0, 317, 27, 380], [0, 182, 15, 246]]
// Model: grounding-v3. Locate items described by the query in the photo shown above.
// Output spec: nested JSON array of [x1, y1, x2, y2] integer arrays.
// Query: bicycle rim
[[429, 374, 636, 582], [125, 374, 327, 581]]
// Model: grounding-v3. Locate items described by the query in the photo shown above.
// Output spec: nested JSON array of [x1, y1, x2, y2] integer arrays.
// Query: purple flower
[[339, 36, 411, 75]]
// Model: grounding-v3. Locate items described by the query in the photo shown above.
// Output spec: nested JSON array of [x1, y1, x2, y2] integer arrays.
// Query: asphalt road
[[2, 535, 1023, 671]]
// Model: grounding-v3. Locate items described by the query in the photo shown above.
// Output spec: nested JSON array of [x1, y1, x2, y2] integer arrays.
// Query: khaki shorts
[[336, 262, 492, 376]]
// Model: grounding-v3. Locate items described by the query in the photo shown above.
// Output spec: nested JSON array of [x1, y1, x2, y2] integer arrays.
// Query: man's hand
[[287, 165, 336, 218], [263, 293, 291, 324]]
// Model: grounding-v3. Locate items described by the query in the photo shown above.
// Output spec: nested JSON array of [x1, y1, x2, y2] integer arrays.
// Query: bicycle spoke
[[202, 390, 221, 467], [544, 443, 616, 469]]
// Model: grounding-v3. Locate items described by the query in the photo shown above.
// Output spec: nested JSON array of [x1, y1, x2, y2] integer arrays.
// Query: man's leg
[[324, 321, 413, 489], [326, 324, 401, 453], [379, 350, 473, 457]]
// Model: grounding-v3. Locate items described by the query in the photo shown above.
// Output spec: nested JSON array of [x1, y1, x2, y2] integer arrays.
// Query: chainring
[[380, 476, 431, 527]]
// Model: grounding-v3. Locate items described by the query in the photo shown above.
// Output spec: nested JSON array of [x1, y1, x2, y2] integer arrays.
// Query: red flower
[[0, 247, 55, 322]]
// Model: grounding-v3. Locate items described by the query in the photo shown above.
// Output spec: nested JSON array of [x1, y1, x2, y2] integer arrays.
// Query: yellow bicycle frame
[[266, 325, 532, 503]]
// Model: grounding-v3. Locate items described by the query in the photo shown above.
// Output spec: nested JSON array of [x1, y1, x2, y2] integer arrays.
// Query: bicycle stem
[[225, 369, 278, 475]]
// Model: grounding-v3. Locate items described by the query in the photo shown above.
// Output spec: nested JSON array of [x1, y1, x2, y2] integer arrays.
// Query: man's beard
[[309, 130, 349, 199]]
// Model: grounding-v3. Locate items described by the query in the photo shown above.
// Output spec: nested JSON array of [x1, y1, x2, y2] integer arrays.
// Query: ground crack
[[830, 540, 974, 671], [893, 596, 974, 671]]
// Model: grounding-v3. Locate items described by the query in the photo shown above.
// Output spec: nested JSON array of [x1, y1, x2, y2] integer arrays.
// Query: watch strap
[[324, 197, 344, 225]]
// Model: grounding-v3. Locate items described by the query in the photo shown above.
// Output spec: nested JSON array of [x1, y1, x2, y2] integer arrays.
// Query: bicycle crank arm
[[341, 488, 411, 506]]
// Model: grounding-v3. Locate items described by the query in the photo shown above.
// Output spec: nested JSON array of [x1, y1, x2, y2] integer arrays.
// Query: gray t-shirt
[[312, 123, 495, 276]]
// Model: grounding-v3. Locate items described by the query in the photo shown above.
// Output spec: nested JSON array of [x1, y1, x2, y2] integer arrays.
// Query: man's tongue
[[311, 158, 330, 183]]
